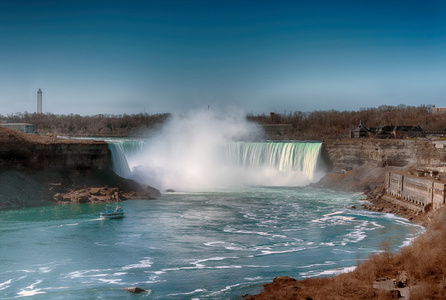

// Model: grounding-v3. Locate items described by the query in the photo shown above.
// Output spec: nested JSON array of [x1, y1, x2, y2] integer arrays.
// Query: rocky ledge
[[54, 186, 158, 204]]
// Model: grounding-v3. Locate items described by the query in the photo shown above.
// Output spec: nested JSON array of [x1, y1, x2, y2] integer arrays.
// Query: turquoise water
[[0, 187, 422, 299]]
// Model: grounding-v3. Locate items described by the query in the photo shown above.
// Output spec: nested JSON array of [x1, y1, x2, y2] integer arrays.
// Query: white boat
[[100, 207, 125, 219]]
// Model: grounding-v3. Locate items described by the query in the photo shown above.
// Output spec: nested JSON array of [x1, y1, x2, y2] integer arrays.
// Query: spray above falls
[[108, 109, 324, 191]]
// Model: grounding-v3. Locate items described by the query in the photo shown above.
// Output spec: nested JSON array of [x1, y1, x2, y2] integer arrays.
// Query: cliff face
[[322, 139, 446, 171], [0, 142, 110, 170], [0, 127, 109, 170], [0, 128, 160, 211]]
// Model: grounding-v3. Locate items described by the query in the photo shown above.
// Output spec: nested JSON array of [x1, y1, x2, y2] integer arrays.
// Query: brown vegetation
[[0, 126, 101, 145], [2, 104, 444, 139], [1, 112, 170, 136], [247, 206, 446, 300], [248, 104, 444, 139]]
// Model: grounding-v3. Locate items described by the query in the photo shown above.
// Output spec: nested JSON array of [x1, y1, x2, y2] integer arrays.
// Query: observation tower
[[37, 89, 42, 114]]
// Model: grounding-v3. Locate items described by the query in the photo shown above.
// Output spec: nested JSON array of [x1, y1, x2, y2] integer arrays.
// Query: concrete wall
[[386, 172, 404, 198], [402, 176, 432, 206], [386, 172, 446, 209], [433, 182, 446, 209]]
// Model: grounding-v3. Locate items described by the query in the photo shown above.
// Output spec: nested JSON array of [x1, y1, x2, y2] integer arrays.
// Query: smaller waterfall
[[108, 143, 132, 178]]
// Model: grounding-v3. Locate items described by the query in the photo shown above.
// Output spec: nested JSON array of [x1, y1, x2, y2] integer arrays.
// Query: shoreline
[[245, 167, 443, 299]]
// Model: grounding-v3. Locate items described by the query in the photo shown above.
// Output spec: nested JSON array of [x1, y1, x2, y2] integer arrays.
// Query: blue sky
[[1, 0, 446, 115]]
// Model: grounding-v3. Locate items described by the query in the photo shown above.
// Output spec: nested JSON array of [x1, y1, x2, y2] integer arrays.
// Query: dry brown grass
[[0, 127, 103, 145], [248, 207, 446, 299]]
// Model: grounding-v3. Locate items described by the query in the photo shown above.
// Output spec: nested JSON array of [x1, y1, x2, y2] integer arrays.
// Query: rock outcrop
[[54, 186, 158, 204], [0, 127, 160, 210], [322, 139, 446, 171], [0, 127, 109, 170], [124, 287, 146, 294]]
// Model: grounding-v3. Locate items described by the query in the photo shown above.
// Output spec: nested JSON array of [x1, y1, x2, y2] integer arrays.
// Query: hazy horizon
[[2, 1, 446, 116]]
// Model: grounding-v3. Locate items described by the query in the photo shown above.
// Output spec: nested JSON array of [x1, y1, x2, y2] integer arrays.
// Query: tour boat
[[100, 206, 125, 219]]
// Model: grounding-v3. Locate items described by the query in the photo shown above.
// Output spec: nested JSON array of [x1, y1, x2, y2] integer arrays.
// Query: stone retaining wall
[[385, 172, 446, 209]]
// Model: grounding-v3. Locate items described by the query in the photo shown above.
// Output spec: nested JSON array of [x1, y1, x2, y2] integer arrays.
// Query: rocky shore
[[0, 127, 160, 211], [53, 185, 159, 204], [246, 164, 444, 299]]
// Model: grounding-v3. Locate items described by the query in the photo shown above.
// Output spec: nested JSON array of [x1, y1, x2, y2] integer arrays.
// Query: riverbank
[[246, 165, 444, 299], [0, 128, 160, 211]]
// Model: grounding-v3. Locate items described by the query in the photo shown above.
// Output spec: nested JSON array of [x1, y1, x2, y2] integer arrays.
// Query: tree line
[[1, 104, 445, 138], [248, 104, 446, 139], [1, 112, 171, 136]]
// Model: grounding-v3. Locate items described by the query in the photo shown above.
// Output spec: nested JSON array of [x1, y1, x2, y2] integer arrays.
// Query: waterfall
[[108, 143, 132, 178], [107, 139, 323, 190], [225, 142, 322, 182]]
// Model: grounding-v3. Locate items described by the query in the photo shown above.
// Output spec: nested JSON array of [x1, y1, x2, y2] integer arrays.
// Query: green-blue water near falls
[[0, 189, 422, 299], [0, 140, 423, 299]]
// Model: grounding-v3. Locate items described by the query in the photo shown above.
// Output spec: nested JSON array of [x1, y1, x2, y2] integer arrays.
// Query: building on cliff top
[[0, 123, 36, 134], [350, 121, 370, 138], [432, 106, 446, 114], [350, 121, 424, 139]]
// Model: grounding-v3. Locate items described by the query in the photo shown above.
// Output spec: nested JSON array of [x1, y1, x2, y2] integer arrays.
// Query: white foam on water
[[208, 281, 256, 297], [66, 269, 112, 279], [0, 279, 12, 291], [188, 256, 239, 268], [38, 267, 51, 274], [15, 270, 34, 273], [98, 278, 123, 285], [167, 288, 207, 297], [245, 276, 264, 281], [215, 265, 243, 269], [204, 241, 225, 247], [299, 261, 336, 269], [271, 234, 288, 238], [320, 242, 336, 247], [260, 247, 305, 255], [121, 257, 153, 270], [0, 276, 27, 291], [343, 229, 367, 244], [16, 280, 45, 297], [225, 245, 248, 251], [311, 210, 356, 225], [300, 266, 357, 278], [223, 226, 270, 236]]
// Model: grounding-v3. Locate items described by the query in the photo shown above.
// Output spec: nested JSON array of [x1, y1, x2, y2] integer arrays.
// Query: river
[[0, 186, 422, 299]]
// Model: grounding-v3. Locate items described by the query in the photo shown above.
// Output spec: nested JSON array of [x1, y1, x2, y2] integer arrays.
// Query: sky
[[1, 0, 446, 116]]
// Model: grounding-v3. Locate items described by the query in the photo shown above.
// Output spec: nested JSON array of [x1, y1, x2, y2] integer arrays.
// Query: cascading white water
[[107, 109, 325, 191], [108, 143, 132, 178], [225, 142, 322, 182], [109, 139, 324, 191]]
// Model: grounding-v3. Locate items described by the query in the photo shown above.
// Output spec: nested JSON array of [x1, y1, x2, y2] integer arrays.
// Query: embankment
[[0, 128, 160, 210], [313, 139, 446, 193], [248, 139, 446, 299], [322, 139, 446, 171]]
